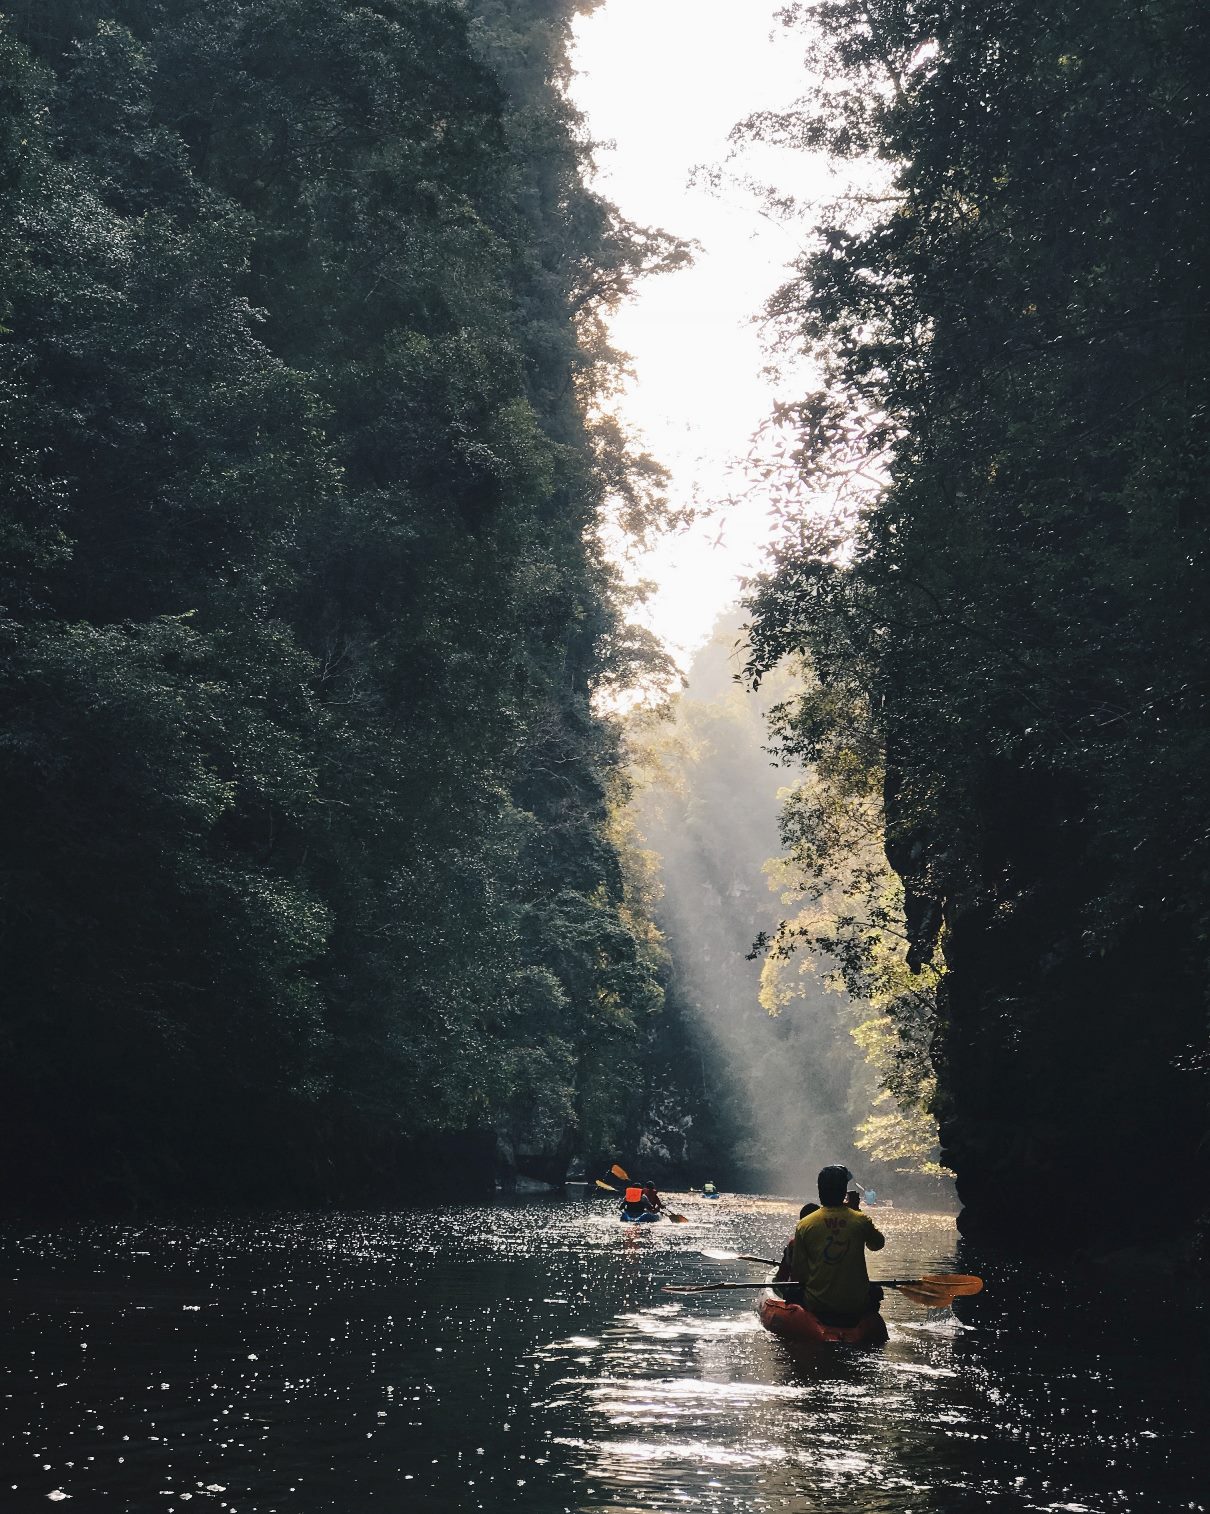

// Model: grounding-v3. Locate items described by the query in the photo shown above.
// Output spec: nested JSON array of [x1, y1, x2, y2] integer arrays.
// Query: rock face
[[636, 1091, 694, 1181], [895, 766, 1208, 1255], [495, 1129, 577, 1193], [494, 1073, 700, 1193]]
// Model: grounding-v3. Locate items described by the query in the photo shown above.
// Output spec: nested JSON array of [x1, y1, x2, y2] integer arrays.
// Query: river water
[[0, 1196, 1204, 1513]]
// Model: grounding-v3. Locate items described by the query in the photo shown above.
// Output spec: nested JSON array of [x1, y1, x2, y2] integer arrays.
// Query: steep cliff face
[[892, 760, 1207, 1254]]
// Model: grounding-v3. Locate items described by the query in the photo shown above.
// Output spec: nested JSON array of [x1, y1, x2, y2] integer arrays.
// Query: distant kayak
[[619, 1207, 661, 1223], [757, 1294, 888, 1347], [702, 1191, 721, 1200]]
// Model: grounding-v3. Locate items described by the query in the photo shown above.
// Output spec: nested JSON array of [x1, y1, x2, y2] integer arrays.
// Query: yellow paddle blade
[[595, 1178, 617, 1192], [610, 1163, 630, 1181], [668, 1211, 689, 1223]]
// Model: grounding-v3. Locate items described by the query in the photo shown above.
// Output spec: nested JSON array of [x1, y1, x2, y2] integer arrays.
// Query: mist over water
[[634, 620, 918, 1199]]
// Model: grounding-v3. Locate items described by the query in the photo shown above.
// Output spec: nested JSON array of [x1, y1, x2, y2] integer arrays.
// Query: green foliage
[[741, 0, 1210, 1230], [751, 677, 944, 1177], [0, 1, 680, 1202]]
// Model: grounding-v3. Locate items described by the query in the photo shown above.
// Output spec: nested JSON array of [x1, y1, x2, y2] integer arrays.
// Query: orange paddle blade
[[610, 1163, 630, 1181], [894, 1282, 958, 1306], [887, 1274, 983, 1307], [918, 1273, 983, 1292]]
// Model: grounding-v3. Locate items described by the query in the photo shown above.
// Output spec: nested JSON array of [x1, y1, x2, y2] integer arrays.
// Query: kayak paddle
[[698, 1250, 981, 1301], [665, 1281, 790, 1293], [701, 1249, 778, 1264], [595, 1178, 618, 1192], [883, 1274, 983, 1305], [665, 1273, 983, 1306]]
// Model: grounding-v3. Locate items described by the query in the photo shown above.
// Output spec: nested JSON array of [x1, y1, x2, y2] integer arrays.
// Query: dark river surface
[[1, 1196, 1205, 1513]]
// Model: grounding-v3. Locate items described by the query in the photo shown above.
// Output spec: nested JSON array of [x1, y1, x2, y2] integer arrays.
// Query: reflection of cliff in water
[[633, 617, 877, 1195]]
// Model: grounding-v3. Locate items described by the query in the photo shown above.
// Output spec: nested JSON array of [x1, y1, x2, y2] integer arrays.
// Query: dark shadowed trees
[[0, 0, 681, 1203], [740, 0, 1209, 1248]]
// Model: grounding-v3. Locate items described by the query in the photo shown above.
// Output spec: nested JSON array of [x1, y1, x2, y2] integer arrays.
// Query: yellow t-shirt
[[791, 1204, 885, 1315]]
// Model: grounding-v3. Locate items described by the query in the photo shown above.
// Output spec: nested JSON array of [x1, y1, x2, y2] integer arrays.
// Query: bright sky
[[570, 0, 828, 667]]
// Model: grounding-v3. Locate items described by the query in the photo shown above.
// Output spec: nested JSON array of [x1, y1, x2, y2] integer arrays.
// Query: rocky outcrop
[[896, 763, 1208, 1254]]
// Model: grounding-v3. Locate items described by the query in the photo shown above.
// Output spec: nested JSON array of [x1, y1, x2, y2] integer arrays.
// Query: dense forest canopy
[[0, 0, 687, 1203], [740, 0, 1209, 1248]]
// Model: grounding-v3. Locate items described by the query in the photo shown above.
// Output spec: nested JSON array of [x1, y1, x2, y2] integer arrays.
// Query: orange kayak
[[757, 1294, 888, 1347]]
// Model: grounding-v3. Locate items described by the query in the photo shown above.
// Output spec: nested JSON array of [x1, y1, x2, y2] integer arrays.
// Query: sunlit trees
[[626, 619, 941, 1191]]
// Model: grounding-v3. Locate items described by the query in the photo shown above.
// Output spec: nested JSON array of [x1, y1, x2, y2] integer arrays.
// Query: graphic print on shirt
[[817, 1217, 848, 1265], [822, 1233, 851, 1265]]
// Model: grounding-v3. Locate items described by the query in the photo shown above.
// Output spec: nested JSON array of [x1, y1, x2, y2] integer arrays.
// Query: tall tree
[[0, 0, 682, 1202], [740, 0, 1210, 1245]]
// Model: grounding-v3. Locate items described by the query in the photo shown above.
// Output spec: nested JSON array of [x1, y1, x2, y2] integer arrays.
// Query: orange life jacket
[[624, 1186, 644, 1205]]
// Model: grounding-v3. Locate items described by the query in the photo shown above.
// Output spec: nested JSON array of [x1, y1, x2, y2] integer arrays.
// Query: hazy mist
[[632, 615, 883, 1198]]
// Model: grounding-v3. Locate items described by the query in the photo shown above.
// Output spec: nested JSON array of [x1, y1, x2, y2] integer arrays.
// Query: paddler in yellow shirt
[[791, 1164, 886, 1324]]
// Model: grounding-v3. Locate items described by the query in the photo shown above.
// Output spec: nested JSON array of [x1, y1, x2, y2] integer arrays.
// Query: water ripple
[[0, 1197, 1204, 1514]]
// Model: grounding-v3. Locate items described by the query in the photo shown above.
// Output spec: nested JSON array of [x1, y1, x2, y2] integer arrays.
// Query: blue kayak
[[619, 1206, 661, 1223]]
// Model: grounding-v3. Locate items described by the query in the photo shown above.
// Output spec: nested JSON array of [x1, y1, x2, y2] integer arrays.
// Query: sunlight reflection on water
[[0, 1194, 1204, 1513]]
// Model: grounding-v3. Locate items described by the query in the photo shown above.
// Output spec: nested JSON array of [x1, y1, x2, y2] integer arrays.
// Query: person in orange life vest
[[790, 1164, 886, 1324], [621, 1185, 654, 1219]]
